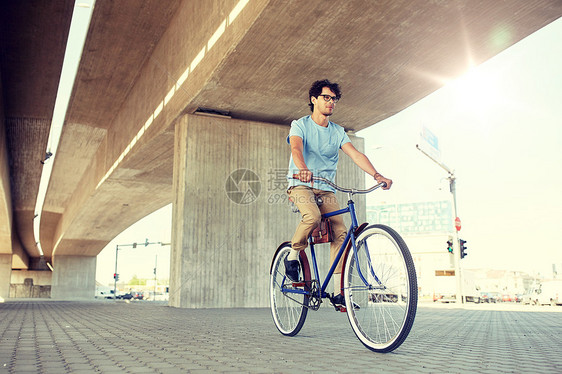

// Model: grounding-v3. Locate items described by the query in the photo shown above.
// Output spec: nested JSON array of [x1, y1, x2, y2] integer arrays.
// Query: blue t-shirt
[[286, 115, 351, 192]]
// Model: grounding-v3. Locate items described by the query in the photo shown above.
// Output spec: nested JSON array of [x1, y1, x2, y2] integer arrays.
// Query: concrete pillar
[[0, 254, 11, 300], [170, 114, 366, 308], [51, 256, 96, 299], [1, 70, 13, 301]]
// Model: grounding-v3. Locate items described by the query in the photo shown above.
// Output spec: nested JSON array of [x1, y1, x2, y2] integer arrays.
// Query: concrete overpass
[[1, 0, 561, 306]]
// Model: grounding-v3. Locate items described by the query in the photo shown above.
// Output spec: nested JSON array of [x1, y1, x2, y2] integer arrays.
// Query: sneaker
[[331, 293, 360, 311], [284, 256, 300, 282], [331, 293, 346, 310]]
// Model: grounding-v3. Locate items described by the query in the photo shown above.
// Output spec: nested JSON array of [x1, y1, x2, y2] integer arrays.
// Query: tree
[[128, 275, 143, 286]]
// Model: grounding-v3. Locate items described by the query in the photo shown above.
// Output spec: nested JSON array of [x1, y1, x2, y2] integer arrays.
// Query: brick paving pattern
[[0, 300, 561, 373]]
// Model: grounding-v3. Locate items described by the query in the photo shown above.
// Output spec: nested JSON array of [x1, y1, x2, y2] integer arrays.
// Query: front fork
[[351, 233, 385, 291]]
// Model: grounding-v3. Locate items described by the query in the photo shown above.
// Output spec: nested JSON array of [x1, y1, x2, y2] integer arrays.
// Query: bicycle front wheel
[[269, 243, 309, 336], [343, 224, 417, 352]]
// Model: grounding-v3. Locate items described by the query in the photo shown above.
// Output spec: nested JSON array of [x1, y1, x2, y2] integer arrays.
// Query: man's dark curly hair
[[308, 79, 342, 112]]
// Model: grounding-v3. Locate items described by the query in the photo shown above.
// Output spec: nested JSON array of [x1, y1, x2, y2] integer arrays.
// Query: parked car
[[480, 292, 499, 303], [536, 281, 562, 306], [133, 291, 144, 300], [116, 292, 134, 300], [501, 294, 514, 302], [521, 289, 539, 305], [95, 288, 115, 299]]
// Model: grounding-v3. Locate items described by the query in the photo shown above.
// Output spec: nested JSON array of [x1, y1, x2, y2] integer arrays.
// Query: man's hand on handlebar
[[296, 169, 313, 186], [374, 173, 392, 190]]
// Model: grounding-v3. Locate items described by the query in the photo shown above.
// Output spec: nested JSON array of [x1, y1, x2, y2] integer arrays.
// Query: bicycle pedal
[[332, 304, 346, 312]]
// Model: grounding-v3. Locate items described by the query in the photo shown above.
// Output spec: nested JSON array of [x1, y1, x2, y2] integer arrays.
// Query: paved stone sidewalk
[[0, 300, 560, 373]]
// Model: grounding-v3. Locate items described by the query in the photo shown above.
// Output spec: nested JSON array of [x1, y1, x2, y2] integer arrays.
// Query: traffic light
[[446, 237, 453, 253], [459, 239, 467, 259], [145, 238, 149, 247], [113, 273, 119, 281]]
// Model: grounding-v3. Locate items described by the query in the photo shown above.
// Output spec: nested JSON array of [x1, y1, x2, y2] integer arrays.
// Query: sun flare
[[450, 68, 501, 115]]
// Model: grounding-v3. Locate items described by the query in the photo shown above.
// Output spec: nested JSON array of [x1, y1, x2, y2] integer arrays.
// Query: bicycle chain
[[283, 279, 322, 311]]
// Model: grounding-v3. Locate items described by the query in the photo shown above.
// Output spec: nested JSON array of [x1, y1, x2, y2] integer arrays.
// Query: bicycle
[[269, 176, 417, 352]]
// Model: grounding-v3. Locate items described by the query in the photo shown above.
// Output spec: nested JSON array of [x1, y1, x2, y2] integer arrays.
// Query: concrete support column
[[51, 256, 96, 299], [0, 254, 11, 300], [170, 114, 366, 308]]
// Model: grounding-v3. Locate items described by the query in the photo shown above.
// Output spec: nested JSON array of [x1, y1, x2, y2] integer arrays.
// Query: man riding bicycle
[[285, 79, 392, 309]]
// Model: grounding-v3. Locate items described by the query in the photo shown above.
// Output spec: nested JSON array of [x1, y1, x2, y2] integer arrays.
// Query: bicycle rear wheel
[[269, 243, 309, 336], [343, 224, 417, 352]]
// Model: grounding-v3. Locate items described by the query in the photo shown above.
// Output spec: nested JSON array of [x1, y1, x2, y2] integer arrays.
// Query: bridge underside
[[1, 0, 560, 302]]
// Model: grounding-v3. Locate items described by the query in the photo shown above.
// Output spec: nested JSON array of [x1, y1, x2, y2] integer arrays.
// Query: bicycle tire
[[343, 224, 417, 352], [270, 243, 310, 336]]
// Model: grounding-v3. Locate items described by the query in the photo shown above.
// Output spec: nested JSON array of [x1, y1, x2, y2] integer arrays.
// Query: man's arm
[[289, 136, 313, 183], [341, 142, 392, 189]]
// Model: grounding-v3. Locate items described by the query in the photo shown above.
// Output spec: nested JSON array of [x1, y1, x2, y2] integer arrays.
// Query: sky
[[359, 18, 562, 277], [96, 204, 172, 285], [96, 17, 562, 285]]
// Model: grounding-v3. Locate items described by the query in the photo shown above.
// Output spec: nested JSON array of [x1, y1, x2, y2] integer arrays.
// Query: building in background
[[367, 201, 539, 302]]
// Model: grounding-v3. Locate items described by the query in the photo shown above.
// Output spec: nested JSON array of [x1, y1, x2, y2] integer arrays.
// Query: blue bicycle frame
[[281, 197, 377, 299]]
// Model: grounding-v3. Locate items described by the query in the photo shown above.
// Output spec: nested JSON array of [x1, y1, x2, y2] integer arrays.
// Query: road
[[0, 300, 560, 373]]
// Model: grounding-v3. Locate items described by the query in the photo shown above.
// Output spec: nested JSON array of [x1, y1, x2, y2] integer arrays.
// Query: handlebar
[[291, 174, 386, 195]]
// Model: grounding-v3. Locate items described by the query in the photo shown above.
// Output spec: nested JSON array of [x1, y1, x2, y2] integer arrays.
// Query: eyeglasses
[[319, 94, 339, 103]]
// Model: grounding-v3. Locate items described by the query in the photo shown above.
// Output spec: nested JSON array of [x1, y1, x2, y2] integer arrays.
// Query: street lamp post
[[113, 244, 119, 299], [153, 254, 157, 302], [416, 144, 464, 304]]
